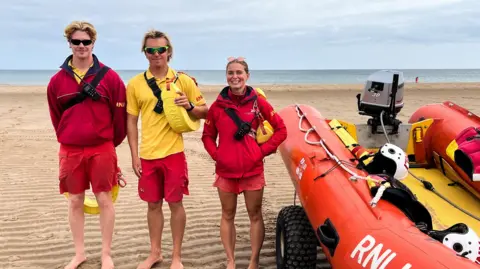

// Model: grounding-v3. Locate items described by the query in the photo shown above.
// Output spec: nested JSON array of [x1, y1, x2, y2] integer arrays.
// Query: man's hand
[[174, 91, 192, 110], [132, 156, 142, 178]]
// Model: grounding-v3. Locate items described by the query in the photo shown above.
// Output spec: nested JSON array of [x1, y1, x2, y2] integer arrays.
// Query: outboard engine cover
[[358, 70, 405, 118]]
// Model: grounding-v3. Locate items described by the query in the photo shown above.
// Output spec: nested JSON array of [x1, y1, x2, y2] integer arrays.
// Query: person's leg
[[95, 191, 115, 269], [218, 188, 238, 269], [136, 201, 164, 269], [163, 152, 190, 269], [168, 201, 186, 269], [59, 147, 88, 269], [212, 174, 240, 269], [89, 145, 120, 269], [241, 174, 266, 269], [137, 159, 164, 269], [64, 193, 87, 269]]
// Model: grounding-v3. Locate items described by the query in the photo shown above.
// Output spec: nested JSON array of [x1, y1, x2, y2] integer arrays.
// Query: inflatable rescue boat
[[275, 70, 480, 268]]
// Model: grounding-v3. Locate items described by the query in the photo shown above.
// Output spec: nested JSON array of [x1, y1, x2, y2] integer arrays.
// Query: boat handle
[[304, 127, 321, 145], [295, 104, 303, 117], [317, 218, 340, 257], [298, 114, 309, 132], [296, 105, 309, 132]]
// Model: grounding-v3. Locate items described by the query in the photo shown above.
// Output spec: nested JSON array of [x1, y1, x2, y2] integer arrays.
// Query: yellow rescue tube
[[63, 168, 127, 215], [257, 120, 274, 144], [162, 79, 200, 133], [254, 88, 274, 144], [255, 87, 267, 99]]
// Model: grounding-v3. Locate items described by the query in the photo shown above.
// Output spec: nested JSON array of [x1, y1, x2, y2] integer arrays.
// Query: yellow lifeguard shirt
[[126, 67, 206, 160], [68, 60, 93, 84]]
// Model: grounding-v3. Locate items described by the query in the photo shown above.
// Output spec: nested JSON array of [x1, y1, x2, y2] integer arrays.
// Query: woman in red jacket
[[202, 57, 287, 269]]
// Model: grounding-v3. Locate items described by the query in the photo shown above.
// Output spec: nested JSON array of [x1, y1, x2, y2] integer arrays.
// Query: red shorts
[[138, 152, 189, 203], [213, 173, 266, 194], [58, 141, 118, 195]]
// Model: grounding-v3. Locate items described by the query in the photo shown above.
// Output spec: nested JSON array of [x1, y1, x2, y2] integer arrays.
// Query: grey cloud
[[2, 0, 479, 47], [255, 0, 480, 45]]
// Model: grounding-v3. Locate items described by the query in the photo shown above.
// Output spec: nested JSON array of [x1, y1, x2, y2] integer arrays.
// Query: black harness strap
[[224, 107, 258, 140], [225, 108, 246, 128], [144, 71, 161, 98], [64, 66, 110, 110], [144, 71, 164, 114]]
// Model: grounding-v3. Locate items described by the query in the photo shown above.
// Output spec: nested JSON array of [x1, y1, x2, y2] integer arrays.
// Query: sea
[[1, 69, 480, 86]]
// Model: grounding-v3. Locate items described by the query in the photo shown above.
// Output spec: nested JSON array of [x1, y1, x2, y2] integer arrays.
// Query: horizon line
[[2, 67, 480, 71]]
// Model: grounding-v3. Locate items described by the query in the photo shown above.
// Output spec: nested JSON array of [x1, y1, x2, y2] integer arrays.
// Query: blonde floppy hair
[[141, 29, 173, 61], [64, 21, 97, 42]]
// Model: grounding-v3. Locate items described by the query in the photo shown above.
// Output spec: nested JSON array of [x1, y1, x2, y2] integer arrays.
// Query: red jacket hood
[[215, 85, 259, 108]]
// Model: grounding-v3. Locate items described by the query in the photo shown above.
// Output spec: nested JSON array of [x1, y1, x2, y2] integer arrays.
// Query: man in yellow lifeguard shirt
[[126, 30, 208, 269]]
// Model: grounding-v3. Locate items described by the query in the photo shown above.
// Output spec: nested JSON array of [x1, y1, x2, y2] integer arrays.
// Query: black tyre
[[276, 205, 318, 269]]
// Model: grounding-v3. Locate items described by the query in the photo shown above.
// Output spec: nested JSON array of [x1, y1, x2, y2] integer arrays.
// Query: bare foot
[[227, 260, 236, 269], [136, 253, 163, 269], [101, 254, 114, 269], [169, 258, 184, 269], [64, 254, 87, 269], [247, 262, 259, 269]]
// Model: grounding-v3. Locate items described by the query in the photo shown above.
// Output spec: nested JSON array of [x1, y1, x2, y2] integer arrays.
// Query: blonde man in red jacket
[[47, 21, 127, 269], [202, 57, 287, 269]]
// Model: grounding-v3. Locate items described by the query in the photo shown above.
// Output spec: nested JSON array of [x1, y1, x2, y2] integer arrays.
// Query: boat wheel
[[275, 205, 318, 269]]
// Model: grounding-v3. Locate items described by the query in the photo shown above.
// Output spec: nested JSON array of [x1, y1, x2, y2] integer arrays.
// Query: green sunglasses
[[144, 46, 169, 55]]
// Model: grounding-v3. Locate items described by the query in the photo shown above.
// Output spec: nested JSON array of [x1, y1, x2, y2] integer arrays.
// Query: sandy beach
[[1, 82, 479, 269]]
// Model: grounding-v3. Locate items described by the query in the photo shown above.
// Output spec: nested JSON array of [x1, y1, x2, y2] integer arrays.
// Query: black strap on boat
[[408, 170, 480, 221], [64, 66, 110, 110]]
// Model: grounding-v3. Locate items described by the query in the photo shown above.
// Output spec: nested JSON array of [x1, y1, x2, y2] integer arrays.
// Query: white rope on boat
[[370, 185, 387, 208], [294, 105, 383, 184]]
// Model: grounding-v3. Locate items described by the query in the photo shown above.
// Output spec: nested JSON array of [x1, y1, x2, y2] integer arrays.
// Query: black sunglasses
[[70, 39, 93, 46]]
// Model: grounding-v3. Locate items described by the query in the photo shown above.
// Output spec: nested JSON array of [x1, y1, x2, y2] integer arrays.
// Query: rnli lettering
[[350, 235, 412, 269], [295, 157, 307, 181]]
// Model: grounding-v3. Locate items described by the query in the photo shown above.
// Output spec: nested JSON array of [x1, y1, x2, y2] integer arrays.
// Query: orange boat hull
[[277, 104, 479, 269], [409, 101, 480, 194]]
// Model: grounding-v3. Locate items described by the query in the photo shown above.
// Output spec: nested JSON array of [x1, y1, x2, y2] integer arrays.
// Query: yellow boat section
[[327, 118, 480, 235]]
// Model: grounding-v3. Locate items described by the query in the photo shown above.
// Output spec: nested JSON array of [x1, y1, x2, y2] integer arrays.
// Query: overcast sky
[[2, 0, 480, 70]]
